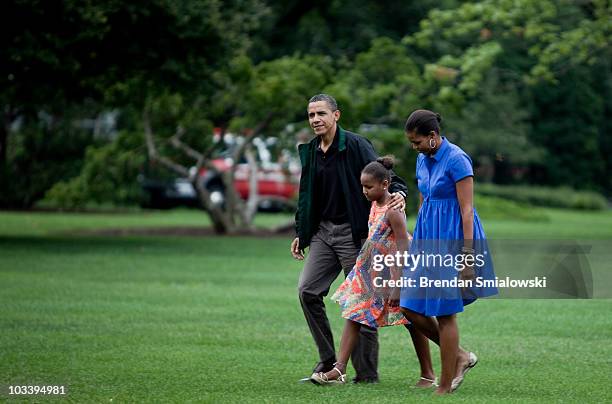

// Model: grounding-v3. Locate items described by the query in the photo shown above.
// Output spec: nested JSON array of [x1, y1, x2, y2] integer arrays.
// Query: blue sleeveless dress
[[400, 138, 498, 316]]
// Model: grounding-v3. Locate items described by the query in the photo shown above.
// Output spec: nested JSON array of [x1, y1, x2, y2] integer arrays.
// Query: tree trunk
[[0, 107, 14, 166], [244, 145, 259, 225], [142, 106, 276, 234], [193, 175, 232, 234], [143, 107, 241, 234]]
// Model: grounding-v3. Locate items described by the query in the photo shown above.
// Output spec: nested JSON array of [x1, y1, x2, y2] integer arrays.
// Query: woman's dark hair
[[404, 109, 442, 136], [362, 155, 395, 183]]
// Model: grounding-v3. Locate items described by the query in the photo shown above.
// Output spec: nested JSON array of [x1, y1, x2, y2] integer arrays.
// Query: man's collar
[[338, 125, 346, 152], [317, 125, 345, 152]]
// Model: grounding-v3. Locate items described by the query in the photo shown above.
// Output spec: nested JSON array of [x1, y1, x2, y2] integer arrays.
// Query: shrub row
[[476, 184, 608, 211]]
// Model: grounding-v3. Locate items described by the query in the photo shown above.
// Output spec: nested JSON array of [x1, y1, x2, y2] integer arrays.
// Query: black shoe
[[352, 375, 379, 384], [298, 359, 336, 383], [313, 359, 336, 374]]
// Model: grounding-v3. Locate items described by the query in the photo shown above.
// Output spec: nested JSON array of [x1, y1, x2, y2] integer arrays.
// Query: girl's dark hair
[[362, 155, 395, 182], [404, 109, 442, 136]]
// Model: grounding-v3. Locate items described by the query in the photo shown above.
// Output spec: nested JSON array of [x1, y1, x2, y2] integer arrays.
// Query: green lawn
[[0, 209, 294, 236], [1, 209, 611, 402]]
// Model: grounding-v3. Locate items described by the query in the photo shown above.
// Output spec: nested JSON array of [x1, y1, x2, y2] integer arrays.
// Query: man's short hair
[[308, 94, 338, 111]]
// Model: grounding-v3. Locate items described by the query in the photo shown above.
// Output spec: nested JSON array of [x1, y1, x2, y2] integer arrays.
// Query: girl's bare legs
[[322, 318, 437, 385], [320, 319, 361, 379], [406, 324, 436, 386], [402, 311, 440, 344]]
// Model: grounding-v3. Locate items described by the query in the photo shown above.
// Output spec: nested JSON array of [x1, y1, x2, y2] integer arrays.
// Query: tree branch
[[170, 133, 203, 161], [143, 108, 190, 177], [244, 145, 259, 225], [230, 112, 274, 164]]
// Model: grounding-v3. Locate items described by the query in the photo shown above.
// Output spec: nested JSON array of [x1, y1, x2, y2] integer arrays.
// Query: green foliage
[[477, 183, 608, 210], [362, 128, 419, 211], [1, 0, 270, 208], [326, 38, 423, 129], [442, 70, 543, 181], [145, 53, 332, 160], [527, 64, 609, 192], [526, 0, 611, 83], [3, 0, 269, 110], [405, 0, 611, 84], [0, 116, 95, 208], [144, 92, 215, 169], [401, 0, 612, 196], [2, 0, 611, 212], [236, 55, 334, 132], [43, 132, 145, 209], [251, 1, 459, 61]]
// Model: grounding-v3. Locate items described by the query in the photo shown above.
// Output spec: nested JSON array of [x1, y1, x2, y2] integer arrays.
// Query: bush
[[0, 120, 94, 208], [476, 184, 608, 211], [474, 194, 549, 222], [43, 131, 145, 209]]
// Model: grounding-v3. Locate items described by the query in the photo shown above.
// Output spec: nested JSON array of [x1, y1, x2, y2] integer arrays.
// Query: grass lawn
[[1, 208, 611, 402]]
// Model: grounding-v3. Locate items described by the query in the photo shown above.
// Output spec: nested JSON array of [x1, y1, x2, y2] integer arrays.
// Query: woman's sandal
[[451, 352, 478, 392], [415, 376, 438, 388], [310, 364, 347, 385]]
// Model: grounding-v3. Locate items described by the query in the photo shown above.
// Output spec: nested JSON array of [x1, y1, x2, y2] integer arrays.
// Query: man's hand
[[290, 237, 304, 260], [387, 192, 406, 211]]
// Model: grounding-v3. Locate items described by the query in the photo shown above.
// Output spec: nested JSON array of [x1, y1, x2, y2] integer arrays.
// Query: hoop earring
[[429, 138, 437, 150]]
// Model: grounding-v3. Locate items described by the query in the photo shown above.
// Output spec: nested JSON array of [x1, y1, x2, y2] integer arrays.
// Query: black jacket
[[295, 126, 408, 249]]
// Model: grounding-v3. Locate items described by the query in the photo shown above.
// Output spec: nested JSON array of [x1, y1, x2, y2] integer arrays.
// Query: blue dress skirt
[[400, 138, 498, 316]]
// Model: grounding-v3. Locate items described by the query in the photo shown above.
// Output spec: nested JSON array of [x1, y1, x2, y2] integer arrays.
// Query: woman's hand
[[459, 253, 476, 298], [459, 262, 475, 282]]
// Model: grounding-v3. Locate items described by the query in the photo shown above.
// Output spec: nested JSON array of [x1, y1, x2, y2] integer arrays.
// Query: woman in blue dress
[[399, 109, 497, 395]]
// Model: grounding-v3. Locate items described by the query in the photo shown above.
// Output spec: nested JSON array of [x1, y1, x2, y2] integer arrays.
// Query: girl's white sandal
[[310, 366, 347, 385]]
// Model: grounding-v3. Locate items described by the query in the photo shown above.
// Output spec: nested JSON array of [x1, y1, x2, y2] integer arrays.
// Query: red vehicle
[[203, 157, 298, 200], [142, 135, 300, 211]]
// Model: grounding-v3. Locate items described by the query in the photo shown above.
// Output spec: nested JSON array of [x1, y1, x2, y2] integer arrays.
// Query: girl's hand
[[387, 192, 406, 210], [387, 287, 400, 307]]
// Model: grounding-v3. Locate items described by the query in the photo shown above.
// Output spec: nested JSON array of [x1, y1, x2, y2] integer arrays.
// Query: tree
[[324, 37, 423, 129], [1, 0, 268, 207], [443, 70, 541, 183], [142, 55, 332, 233], [250, 0, 459, 61], [401, 0, 612, 193]]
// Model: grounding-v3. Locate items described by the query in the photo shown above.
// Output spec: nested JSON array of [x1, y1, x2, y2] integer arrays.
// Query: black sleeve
[[357, 136, 408, 196]]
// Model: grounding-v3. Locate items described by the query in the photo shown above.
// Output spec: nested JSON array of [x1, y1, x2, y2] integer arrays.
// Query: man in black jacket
[[291, 94, 408, 383]]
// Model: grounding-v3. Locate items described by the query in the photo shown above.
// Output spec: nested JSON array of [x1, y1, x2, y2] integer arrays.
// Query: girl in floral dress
[[311, 156, 435, 386]]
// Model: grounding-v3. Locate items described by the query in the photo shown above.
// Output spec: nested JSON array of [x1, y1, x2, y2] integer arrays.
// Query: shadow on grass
[[0, 233, 290, 258]]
